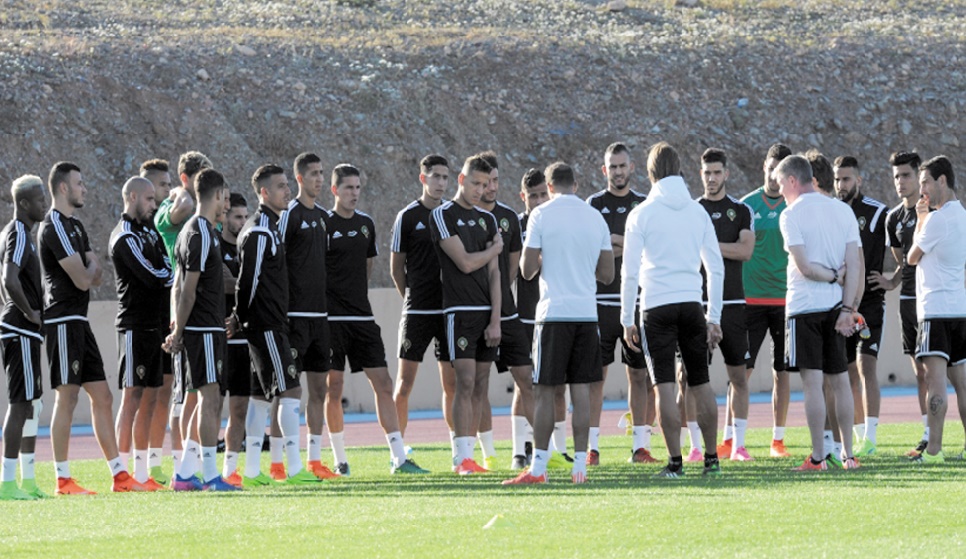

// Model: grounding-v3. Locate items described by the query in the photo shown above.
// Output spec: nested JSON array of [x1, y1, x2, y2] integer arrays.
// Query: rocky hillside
[[0, 0, 962, 297]]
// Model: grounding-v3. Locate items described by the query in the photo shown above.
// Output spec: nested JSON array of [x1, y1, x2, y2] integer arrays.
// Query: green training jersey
[[741, 186, 787, 305], [154, 197, 182, 274]]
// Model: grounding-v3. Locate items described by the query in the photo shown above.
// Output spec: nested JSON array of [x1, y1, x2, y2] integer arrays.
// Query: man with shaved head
[[109, 177, 173, 491]]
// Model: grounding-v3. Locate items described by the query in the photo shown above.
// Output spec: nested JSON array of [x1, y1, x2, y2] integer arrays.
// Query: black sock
[[704, 453, 719, 467], [669, 456, 683, 471], [810, 456, 824, 465]]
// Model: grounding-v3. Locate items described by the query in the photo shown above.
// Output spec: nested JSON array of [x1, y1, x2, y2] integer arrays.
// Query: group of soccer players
[[0, 140, 963, 497]]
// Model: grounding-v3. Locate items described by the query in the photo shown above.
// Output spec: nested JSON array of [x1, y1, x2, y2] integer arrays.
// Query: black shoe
[[216, 438, 226, 453], [524, 441, 533, 462], [561, 453, 574, 463], [262, 433, 272, 452], [335, 462, 351, 476], [655, 465, 684, 478], [511, 455, 528, 470]]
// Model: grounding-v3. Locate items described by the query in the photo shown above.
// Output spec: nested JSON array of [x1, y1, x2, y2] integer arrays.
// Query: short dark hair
[[48, 161, 81, 194], [139, 159, 169, 176], [604, 142, 630, 159], [229, 192, 248, 209], [420, 154, 448, 174], [461, 155, 492, 177], [520, 168, 544, 191], [701, 148, 727, 167], [178, 151, 212, 178], [544, 162, 575, 190], [293, 152, 322, 178], [646, 142, 681, 182], [890, 151, 922, 170], [805, 150, 833, 194], [766, 143, 792, 162], [331, 164, 361, 187], [921, 156, 955, 190], [195, 168, 225, 201], [251, 164, 285, 196], [833, 155, 860, 171], [476, 150, 498, 170]]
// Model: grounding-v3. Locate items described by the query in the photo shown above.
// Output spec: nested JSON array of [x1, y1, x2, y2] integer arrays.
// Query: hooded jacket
[[620, 175, 724, 326]]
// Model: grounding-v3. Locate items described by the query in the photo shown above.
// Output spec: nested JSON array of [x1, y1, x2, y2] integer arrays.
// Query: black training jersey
[[430, 201, 499, 311], [699, 195, 754, 304], [390, 200, 444, 313], [279, 199, 329, 316], [326, 210, 377, 319], [110, 215, 174, 330], [850, 194, 888, 308], [235, 205, 288, 331], [175, 215, 224, 330], [586, 189, 647, 303], [489, 201, 523, 319], [0, 219, 43, 336], [220, 234, 239, 319], [516, 212, 540, 323], [39, 209, 93, 321], [885, 203, 918, 299]]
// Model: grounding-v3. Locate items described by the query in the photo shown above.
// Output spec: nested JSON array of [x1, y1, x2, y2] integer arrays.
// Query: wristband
[[828, 269, 838, 284]]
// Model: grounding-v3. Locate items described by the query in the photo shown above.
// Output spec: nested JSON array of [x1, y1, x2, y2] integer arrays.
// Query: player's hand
[[916, 194, 930, 216], [489, 232, 504, 255], [707, 323, 723, 349], [835, 265, 846, 286], [867, 270, 894, 291], [623, 325, 642, 353], [834, 309, 856, 337], [225, 315, 239, 338], [25, 309, 41, 326], [485, 321, 501, 347], [163, 332, 183, 354]]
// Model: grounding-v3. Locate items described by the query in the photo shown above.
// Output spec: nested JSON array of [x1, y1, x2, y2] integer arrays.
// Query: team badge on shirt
[[499, 218, 510, 232], [478, 218, 487, 231], [361, 225, 370, 239], [727, 209, 736, 221], [287, 364, 297, 378], [857, 216, 867, 231]]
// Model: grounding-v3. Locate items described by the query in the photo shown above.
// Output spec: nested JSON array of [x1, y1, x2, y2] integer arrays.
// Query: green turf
[[1, 422, 964, 558]]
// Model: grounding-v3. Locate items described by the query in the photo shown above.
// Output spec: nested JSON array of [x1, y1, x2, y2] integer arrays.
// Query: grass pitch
[[1, 422, 964, 558]]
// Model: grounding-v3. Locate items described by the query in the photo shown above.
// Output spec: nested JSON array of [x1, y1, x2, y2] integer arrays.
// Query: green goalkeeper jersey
[[741, 186, 787, 305]]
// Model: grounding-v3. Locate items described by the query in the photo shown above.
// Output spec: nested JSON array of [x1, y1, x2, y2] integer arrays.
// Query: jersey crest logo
[[857, 216, 867, 231], [711, 212, 722, 220], [499, 218, 510, 232], [361, 225, 370, 238], [479, 218, 487, 231], [403, 338, 412, 351], [727, 209, 737, 221], [617, 206, 627, 214], [601, 207, 611, 214], [415, 222, 427, 231], [136, 365, 146, 379], [457, 337, 469, 351], [631, 201, 640, 208], [291, 348, 298, 360]]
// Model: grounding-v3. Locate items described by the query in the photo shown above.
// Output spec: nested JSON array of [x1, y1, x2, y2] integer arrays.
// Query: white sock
[[55, 460, 70, 479], [773, 426, 785, 441], [571, 451, 587, 477], [454, 436, 475, 464], [588, 427, 600, 452], [148, 447, 163, 469], [244, 436, 264, 478], [922, 416, 930, 442], [511, 416, 529, 457], [330, 431, 348, 465], [1, 457, 16, 482], [449, 431, 457, 459], [120, 452, 130, 471], [552, 421, 567, 454], [680, 427, 688, 449], [387, 431, 407, 467], [270, 436, 284, 464], [834, 442, 843, 459], [723, 424, 734, 442], [278, 398, 302, 475], [734, 418, 748, 450], [244, 399, 271, 477], [854, 423, 866, 442], [201, 446, 218, 483], [865, 417, 878, 445], [178, 440, 200, 479], [223, 451, 238, 479], [134, 450, 149, 483], [308, 434, 323, 462], [20, 453, 35, 480], [108, 456, 125, 477], [822, 430, 834, 457], [478, 430, 496, 460], [632, 426, 649, 451], [530, 448, 550, 477], [687, 422, 703, 453], [172, 450, 182, 472]]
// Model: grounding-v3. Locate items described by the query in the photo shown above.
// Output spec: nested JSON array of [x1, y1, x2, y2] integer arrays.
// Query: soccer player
[[430, 155, 503, 474], [165, 168, 238, 491], [110, 177, 173, 491], [0, 175, 48, 500], [278, 153, 338, 480], [684, 148, 755, 461], [475, 151, 532, 471], [834, 156, 887, 457], [775, 155, 861, 471], [907, 156, 966, 463], [390, 155, 458, 453], [504, 162, 613, 485], [586, 142, 655, 465], [740, 143, 793, 458], [621, 143, 724, 478], [219, 192, 250, 485], [139, 158, 177, 483], [41, 162, 143, 494], [324, 164, 426, 475], [874, 152, 930, 454]]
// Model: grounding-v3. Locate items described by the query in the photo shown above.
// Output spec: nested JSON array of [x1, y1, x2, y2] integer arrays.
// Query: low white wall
[[3, 289, 913, 426]]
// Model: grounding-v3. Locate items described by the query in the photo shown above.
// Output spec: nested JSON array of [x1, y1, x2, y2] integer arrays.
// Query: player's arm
[[850, 252, 865, 309], [485, 253, 501, 347], [58, 252, 101, 292], [610, 233, 623, 259], [718, 229, 755, 262], [231, 230, 264, 327], [223, 263, 236, 293], [869, 246, 903, 291], [596, 249, 615, 285], [835, 241, 862, 335], [116, 234, 173, 288], [367, 257, 374, 282], [168, 190, 194, 226], [620, 217, 643, 351], [1, 262, 40, 325], [785, 245, 838, 283], [390, 252, 406, 298], [520, 247, 541, 281], [907, 198, 935, 266], [438, 234, 502, 274], [508, 250, 520, 284], [168, 270, 199, 352]]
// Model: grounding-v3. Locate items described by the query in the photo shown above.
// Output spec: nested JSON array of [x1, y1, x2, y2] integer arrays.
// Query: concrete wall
[[3, 288, 913, 426]]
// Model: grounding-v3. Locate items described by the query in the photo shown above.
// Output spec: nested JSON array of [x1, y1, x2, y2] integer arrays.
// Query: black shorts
[[532, 322, 602, 386], [162, 330, 173, 376], [745, 304, 786, 372], [639, 302, 709, 386], [247, 329, 299, 398], [846, 301, 885, 361], [117, 329, 164, 389], [329, 319, 388, 372], [1, 330, 42, 403], [397, 312, 449, 362], [289, 316, 331, 373], [496, 317, 532, 372], [785, 308, 847, 374], [597, 304, 646, 369], [714, 304, 750, 367], [224, 338, 252, 397], [899, 298, 918, 355], [916, 318, 966, 365], [445, 310, 498, 363], [46, 320, 106, 389], [180, 329, 225, 395]]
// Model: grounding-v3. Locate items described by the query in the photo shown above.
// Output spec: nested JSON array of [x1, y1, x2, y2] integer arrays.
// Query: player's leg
[[921, 356, 948, 457], [946, 363, 966, 458], [627, 365, 656, 463], [0, 399, 31, 500], [85, 380, 143, 491], [768, 307, 791, 456], [855, 353, 880, 455], [799, 369, 827, 464], [393, 359, 420, 435], [509, 364, 534, 469], [14, 338, 44, 498], [147, 346, 174, 483], [507, 322, 557, 485]]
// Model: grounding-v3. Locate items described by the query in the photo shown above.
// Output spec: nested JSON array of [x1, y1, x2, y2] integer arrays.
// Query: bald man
[[109, 177, 173, 490]]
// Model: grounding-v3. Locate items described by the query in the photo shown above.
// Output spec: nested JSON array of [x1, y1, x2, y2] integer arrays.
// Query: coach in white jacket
[[621, 142, 725, 477]]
